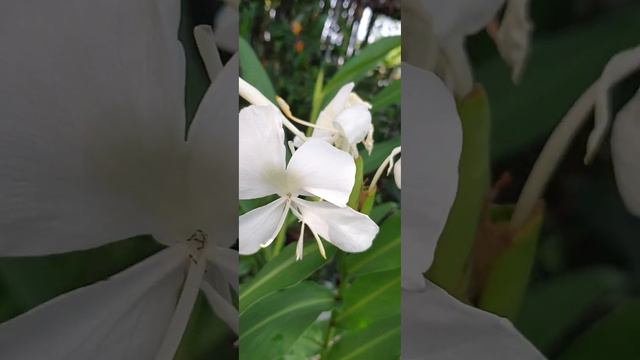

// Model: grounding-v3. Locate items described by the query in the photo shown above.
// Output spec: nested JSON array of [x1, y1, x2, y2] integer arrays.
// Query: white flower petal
[[333, 105, 372, 146], [611, 87, 640, 217], [294, 199, 378, 253], [239, 198, 288, 255], [185, 54, 239, 247], [201, 280, 239, 334], [313, 83, 356, 138], [402, 64, 462, 290], [206, 246, 239, 292], [239, 78, 275, 106], [0, 245, 187, 360], [0, 0, 187, 255], [239, 105, 288, 199], [194, 25, 224, 80], [586, 45, 640, 162], [495, 0, 533, 83], [403, 0, 440, 71], [287, 139, 356, 206], [394, 158, 402, 189], [402, 281, 544, 359]]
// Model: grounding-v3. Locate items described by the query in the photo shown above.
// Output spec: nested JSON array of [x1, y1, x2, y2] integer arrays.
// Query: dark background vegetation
[[471, 0, 640, 358]]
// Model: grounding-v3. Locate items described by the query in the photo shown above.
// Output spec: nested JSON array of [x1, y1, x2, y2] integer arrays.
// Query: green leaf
[[239, 36, 277, 103], [326, 316, 400, 360], [517, 267, 629, 352], [239, 242, 335, 313], [281, 321, 328, 360], [348, 156, 364, 209], [344, 213, 400, 277], [309, 68, 325, 125], [371, 80, 400, 111], [369, 202, 398, 223], [239, 282, 334, 359], [557, 299, 640, 360], [478, 205, 544, 320], [323, 36, 401, 100], [335, 268, 400, 330], [361, 136, 400, 174], [427, 87, 492, 298]]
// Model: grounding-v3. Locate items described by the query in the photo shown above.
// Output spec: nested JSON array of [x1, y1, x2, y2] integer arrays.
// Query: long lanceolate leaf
[[239, 282, 334, 359]]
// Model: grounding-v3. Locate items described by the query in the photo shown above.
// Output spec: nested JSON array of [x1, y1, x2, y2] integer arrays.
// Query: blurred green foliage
[[468, 0, 640, 358]]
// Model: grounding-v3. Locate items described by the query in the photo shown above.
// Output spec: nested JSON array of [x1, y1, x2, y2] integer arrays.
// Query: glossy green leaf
[[239, 242, 335, 313], [517, 267, 629, 352], [557, 299, 640, 360], [361, 136, 400, 174], [322, 36, 401, 100], [326, 316, 400, 360], [239, 282, 334, 359], [344, 213, 400, 277], [239, 36, 277, 103], [335, 268, 400, 330], [478, 205, 544, 320], [369, 202, 398, 223], [371, 80, 400, 111], [282, 321, 328, 360], [427, 87, 492, 298], [348, 156, 364, 209]]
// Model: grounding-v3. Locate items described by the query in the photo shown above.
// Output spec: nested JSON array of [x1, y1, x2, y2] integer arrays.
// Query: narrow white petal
[[239, 78, 275, 106], [402, 64, 462, 290], [0, 245, 187, 360], [185, 55, 239, 248], [441, 37, 474, 97], [402, 282, 544, 359], [403, 0, 440, 71], [611, 87, 640, 217], [495, 0, 533, 83], [239, 198, 288, 255], [239, 105, 288, 199], [333, 105, 373, 146], [206, 246, 239, 292], [287, 139, 355, 207], [394, 158, 402, 189], [0, 0, 186, 255], [201, 280, 239, 334], [586, 45, 640, 162], [194, 25, 224, 80], [293, 199, 378, 253]]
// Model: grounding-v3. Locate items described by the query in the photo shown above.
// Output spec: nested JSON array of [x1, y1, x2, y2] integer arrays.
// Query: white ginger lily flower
[[404, 0, 532, 97], [309, 83, 375, 157], [402, 64, 544, 359], [239, 105, 379, 260], [0, 2, 237, 359], [512, 44, 640, 227]]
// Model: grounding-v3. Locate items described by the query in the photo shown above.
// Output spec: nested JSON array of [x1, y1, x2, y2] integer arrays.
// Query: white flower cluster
[[238, 80, 380, 260]]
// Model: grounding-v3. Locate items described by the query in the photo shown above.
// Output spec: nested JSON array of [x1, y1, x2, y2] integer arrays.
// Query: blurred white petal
[[239, 198, 288, 255], [0, 0, 187, 255], [394, 158, 402, 189], [186, 54, 239, 247], [239, 105, 287, 199], [194, 25, 224, 79], [206, 246, 239, 292], [0, 245, 187, 360], [586, 45, 640, 162], [287, 139, 355, 207], [402, 64, 462, 290], [611, 87, 640, 217], [214, 4, 239, 53], [496, 0, 533, 83], [402, 281, 544, 359], [293, 199, 378, 253], [201, 280, 239, 334]]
